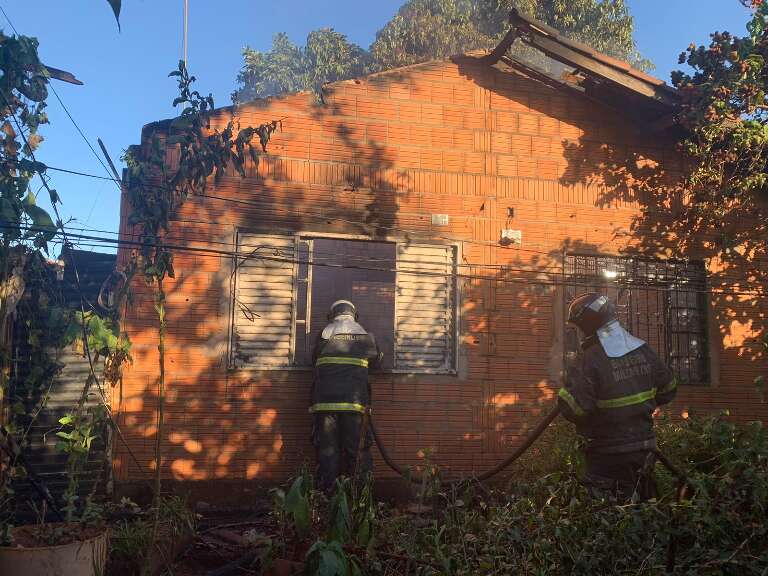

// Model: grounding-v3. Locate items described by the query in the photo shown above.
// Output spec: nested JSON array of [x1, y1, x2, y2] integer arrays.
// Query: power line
[[0, 3, 122, 226], [2, 154, 762, 285], [25, 159, 768, 284], [7, 223, 762, 297], [0, 3, 18, 34], [48, 83, 122, 193], [1, 129, 762, 284], [63, 221, 763, 290]]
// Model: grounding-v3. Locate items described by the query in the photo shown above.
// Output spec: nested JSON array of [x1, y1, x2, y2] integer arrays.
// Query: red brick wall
[[114, 56, 768, 485]]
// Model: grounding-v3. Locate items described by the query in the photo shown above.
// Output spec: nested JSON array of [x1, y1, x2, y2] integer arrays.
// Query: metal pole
[[183, 0, 189, 69]]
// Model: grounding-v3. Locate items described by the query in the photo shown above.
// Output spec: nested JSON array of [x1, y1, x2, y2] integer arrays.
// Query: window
[[231, 232, 458, 373], [563, 254, 709, 385]]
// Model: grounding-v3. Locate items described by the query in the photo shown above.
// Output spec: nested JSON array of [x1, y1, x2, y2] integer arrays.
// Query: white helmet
[[328, 299, 357, 320]]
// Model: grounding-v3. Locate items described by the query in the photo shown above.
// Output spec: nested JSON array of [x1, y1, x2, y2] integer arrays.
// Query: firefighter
[[558, 293, 677, 501], [311, 300, 383, 494]]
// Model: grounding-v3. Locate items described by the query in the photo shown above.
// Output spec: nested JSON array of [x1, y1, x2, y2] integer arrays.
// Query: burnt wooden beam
[[483, 27, 517, 65], [509, 7, 562, 39], [500, 55, 653, 133], [43, 65, 83, 86], [523, 33, 677, 107], [506, 7, 678, 107]]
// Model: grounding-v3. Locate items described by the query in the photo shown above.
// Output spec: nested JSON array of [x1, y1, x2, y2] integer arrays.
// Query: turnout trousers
[[312, 412, 372, 494], [583, 450, 657, 502]]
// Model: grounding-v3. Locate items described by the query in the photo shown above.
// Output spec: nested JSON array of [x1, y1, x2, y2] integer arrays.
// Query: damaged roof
[[484, 9, 681, 132]]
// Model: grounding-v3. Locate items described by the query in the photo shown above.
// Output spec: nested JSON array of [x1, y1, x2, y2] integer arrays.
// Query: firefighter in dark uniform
[[311, 300, 383, 494], [558, 293, 677, 501]]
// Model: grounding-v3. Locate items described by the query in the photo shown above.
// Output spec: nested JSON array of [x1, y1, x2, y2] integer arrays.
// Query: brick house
[[113, 11, 768, 493]]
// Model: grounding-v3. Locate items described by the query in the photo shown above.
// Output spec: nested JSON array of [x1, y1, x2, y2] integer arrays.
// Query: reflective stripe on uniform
[[309, 402, 367, 414], [316, 356, 369, 368], [597, 388, 656, 409], [558, 388, 585, 417], [659, 377, 677, 395]]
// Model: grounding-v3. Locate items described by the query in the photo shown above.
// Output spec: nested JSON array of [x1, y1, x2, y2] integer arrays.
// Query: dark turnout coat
[[558, 337, 677, 454], [311, 315, 382, 413]]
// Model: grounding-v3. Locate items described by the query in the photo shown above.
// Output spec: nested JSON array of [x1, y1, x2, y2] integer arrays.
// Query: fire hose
[[368, 405, 561, 486], [368, 403, 687, 488], [369, 404, 690, 571]]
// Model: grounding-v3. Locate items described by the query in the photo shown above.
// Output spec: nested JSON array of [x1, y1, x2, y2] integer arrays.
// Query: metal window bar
[[563, 253, 708, 385]]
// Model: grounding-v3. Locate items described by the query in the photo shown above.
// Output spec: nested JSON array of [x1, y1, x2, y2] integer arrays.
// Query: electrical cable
[[7, 223, 755, 296], [0, 3, 122, 229], [57, 243, 764, 297], [4, 158, 766, 286], [44, 216, 768, 290]]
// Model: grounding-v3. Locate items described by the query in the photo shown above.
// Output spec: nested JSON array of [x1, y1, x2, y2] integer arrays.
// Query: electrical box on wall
[[431, 214, 450, 226], [500, 229, 522, 245]]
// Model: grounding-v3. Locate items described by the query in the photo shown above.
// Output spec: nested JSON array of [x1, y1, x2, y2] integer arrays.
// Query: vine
[[123, 60, 281, 572]]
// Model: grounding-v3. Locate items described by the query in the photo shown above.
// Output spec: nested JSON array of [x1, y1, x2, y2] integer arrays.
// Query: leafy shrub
[[374, 414, 768, 575]]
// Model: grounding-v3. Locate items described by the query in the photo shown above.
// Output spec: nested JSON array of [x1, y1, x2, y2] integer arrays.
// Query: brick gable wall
[[113, 56, 768, 485]]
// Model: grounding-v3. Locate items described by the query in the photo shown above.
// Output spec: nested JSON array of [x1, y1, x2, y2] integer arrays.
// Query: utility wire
[[13, 158, 766, 285], [0, 4, 18, 34], [8, 223, 760, 297], [48, 82, 122, 192], [49, 220, 765, 290], [0, 3, 122, 229]]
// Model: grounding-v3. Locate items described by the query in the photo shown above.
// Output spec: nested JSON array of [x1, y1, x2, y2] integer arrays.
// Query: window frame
[[229, 229, 460, 375], [562, 252, 710, 386]]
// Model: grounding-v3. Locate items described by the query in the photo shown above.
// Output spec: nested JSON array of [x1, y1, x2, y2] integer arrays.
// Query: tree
[[671, 0, 768, 397], [370, 0, 650, 71], [369, 0, 493, 70], [234, 29, 370, 102], [233, 0, 651, 103], [672, 1, 768, 212]]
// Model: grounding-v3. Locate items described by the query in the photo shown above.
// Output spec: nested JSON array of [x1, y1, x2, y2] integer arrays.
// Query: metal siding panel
[[10, 346, 110, 509]]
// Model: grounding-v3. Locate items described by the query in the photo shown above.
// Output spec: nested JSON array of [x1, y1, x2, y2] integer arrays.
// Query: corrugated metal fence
[[8, 249, 116, 517]]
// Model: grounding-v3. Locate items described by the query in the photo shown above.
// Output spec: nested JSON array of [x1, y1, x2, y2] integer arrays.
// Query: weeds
[[108, 496, 196, 575], [374, 414, 768, 575], [269, 415, 768, 575]]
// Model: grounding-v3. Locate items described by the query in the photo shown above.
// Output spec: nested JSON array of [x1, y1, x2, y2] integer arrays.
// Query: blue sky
[[3, 0, 752, 251]]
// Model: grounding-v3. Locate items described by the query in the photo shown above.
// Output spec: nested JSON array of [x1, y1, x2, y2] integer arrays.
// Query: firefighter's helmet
[[328, 299, 357, 320], [567, 293, 617, 335]]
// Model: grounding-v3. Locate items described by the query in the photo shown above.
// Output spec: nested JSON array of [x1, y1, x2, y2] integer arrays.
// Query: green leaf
[[58, 415, 74, 425], [22, 191, 35, 207], [23, 204, 56, 241], [293, 497, 310, 536], [55, 431, 73, 440], [285, 476, 304, 512], [330, 486, 351, 544], [106, 0, 121, 31]]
